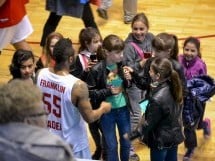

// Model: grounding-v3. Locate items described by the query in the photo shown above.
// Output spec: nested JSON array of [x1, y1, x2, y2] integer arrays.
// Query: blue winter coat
[[182, 75, 215, 128], [187, 75, 215, 102]]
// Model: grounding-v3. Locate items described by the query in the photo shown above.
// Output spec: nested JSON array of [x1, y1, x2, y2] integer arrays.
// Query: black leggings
[[40, 2, 99, 47], [88, 120, 107, 159], [184, 103, 206, 149]]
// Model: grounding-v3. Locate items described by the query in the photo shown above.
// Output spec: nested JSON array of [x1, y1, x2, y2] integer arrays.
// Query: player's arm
[[71, 80, 111, 123]]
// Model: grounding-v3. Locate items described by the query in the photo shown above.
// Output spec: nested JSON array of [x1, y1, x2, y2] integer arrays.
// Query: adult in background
[[0, 0, 33, 51], [0, 80, 76, 161], [123, 0, 137, 24], [96, 0, 137, 24], [40, 0, 99, 53]]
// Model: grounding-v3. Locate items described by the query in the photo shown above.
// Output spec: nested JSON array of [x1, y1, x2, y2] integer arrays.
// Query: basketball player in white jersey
[[36, 38, 111, 159]]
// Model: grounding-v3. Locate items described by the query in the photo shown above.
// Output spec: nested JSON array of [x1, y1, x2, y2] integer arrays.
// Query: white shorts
[[0, 15, 33, 50]]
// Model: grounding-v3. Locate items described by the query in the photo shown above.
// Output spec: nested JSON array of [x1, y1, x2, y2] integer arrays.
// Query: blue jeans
[[150, 146, 178, 161], [101, 106, 131, 161]]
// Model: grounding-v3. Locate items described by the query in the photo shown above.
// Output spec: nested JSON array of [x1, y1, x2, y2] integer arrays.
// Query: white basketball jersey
[[37, 68, 89, 153]]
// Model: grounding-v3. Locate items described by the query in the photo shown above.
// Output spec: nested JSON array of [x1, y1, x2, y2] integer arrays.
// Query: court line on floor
[[2, 34, 215, 52]]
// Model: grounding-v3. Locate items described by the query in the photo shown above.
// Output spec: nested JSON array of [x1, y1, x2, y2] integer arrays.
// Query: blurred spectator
[[0, 80, 76, 161], [0, 0, 33, 51]]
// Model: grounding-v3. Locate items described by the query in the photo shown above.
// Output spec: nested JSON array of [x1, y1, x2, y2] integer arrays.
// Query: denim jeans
[[150, 146, 178, 161], [100, 106, 131, 161]]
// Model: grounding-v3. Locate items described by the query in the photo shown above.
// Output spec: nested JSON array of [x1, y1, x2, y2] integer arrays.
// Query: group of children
[[6, 10, 214, 161]]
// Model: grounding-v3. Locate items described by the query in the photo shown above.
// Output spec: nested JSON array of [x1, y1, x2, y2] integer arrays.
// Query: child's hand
[[123, 66, 133, 80], [139, 59, 147, 68], [85, 60, 98, 71], [123, 66, 133, 73]]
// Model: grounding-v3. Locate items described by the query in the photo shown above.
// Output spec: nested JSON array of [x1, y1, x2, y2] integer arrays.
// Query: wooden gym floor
[[0, 0, 215, 160]]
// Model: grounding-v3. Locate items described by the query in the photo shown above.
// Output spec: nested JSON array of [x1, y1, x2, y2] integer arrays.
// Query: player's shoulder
[[73, 79, 87, 91], [73, 79, 87, 89]]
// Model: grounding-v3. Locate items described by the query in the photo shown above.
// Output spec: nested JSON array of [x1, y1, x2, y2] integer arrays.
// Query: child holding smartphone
[[70, 27, 106, 160], [71, 27, 102, 80]]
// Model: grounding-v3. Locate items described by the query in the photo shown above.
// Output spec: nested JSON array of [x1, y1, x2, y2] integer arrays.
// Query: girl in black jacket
[[128, 58, 184, 161], [144, 57, 184, 161]]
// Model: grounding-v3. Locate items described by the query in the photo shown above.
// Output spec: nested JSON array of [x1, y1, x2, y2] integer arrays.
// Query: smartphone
[[144, 52, 152, 59], [90, 54, 97, 62]]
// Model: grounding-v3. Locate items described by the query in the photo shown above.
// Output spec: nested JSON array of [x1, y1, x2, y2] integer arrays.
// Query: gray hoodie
[[123, 32, 154, 77]]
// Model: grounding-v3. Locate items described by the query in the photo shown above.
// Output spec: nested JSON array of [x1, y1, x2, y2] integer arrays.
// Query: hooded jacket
[[0, 123, 76, 161], [123, 32, 154, 77]]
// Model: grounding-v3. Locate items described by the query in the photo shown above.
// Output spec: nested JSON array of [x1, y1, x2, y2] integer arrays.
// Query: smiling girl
[[178, 37, 210, 161], [123, 12, 154, 160], [179, 37, 206, 79]]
